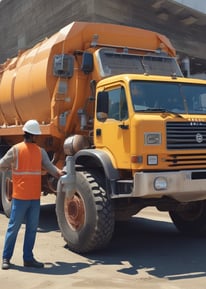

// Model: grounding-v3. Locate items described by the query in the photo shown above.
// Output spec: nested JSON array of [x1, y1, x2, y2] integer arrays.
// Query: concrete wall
[[0, 0, 97, 62], [0, 0, 206, 75]]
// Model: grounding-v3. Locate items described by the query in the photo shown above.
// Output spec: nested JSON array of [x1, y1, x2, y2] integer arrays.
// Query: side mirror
[[81, 52, 93, 74]]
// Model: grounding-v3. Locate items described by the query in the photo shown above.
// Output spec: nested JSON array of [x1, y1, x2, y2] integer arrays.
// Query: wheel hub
[[64, 194, 85, 230]]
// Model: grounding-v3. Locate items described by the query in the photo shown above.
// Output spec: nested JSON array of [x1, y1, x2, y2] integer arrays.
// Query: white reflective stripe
[[12, 143, 41, 175], [13, 171, 41, 175]]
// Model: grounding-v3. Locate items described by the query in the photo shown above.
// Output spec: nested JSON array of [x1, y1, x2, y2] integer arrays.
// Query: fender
[[75, 149, 120, 195], [75, 149, 119, 180]]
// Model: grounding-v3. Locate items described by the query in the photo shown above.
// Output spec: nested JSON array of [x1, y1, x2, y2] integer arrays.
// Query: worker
[[1, 120, 63, 270]]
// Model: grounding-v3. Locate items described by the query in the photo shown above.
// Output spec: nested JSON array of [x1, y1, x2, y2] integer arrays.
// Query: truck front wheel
[[169, 200, 206, 235], [56, 170, 115, 253]]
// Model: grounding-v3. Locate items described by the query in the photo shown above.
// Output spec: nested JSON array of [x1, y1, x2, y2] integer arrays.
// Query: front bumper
[[133, 170, 206, 202]]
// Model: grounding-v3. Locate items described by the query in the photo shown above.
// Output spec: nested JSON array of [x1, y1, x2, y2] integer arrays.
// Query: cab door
[[94, 86, 131, 169]]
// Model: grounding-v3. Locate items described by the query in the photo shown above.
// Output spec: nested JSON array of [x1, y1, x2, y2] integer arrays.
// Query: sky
[[174, 0, 206, 13]]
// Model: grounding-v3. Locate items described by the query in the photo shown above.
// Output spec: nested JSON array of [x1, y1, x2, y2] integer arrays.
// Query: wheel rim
[[64, 193, 85, 230]]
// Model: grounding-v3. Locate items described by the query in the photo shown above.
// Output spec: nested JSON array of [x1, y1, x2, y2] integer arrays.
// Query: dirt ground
[[1, 195, 206, 289]]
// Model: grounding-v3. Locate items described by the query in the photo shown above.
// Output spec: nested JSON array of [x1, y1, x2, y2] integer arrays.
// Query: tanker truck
[[1, 21, 206, 253]]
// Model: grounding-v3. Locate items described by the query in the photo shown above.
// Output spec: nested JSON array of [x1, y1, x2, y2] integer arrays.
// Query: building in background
[[0, 0, 206, 78]]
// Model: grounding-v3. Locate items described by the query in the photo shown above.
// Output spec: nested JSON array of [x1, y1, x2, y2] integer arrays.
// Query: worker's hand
[[57, 169, 65, 178]]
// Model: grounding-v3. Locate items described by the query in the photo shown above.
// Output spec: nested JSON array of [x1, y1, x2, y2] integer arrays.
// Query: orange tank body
[[0, 21, 175, 129]]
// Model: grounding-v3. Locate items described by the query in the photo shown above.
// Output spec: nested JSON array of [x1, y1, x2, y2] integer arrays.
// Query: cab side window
[[107, 87, 128, 120]]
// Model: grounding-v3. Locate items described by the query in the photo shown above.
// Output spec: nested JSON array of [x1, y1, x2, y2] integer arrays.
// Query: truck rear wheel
[[1, 170, 12, 218], [56, 170, 115, 253], [169, 200, 206, 235]]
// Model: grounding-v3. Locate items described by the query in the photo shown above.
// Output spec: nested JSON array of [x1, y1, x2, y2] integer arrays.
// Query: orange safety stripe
[[12, 142, 42, 200]]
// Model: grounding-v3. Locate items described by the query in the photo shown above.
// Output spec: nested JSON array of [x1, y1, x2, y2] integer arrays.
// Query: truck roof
[[0, 21, 176, 73], [51, 21, 176, 56]]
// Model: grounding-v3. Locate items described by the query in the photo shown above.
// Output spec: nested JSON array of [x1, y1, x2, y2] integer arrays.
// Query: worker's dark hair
[[24, 132, 34, 141]]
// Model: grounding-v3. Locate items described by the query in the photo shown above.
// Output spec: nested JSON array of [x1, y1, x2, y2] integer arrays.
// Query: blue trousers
[[2, 198, 40, 262]]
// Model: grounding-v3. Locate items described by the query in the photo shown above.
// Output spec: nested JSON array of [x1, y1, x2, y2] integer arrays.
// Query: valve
[[57, 156, 76, 198]]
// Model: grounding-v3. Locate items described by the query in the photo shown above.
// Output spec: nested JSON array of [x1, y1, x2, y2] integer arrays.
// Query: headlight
[[154, 176, 168, 190], [144, 133, 161, 145]]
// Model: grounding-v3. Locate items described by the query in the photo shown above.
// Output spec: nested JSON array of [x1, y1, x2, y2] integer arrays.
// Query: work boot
[[24, 258, 44, 268], [2, 259, 10, 270]]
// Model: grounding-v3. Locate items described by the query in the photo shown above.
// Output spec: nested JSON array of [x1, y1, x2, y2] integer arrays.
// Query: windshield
[[130, 81, 206, 114], [97, 48, 183, 77]]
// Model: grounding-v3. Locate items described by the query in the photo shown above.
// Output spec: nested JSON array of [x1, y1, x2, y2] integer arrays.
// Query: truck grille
[[166, 122, 206, 167], [167, 121, 206, 150]]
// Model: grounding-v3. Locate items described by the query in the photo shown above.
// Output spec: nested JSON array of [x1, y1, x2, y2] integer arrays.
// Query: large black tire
[[0, 145, 11, 211], [169, 200, 206, 236], [56, 170, 115, 253], [1, 170, 12, 218]]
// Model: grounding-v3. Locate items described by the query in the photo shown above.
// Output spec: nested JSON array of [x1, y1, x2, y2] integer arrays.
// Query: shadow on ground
[[38, 203, 59, 232], [84, 216, 206, 280], [34, 203, 206, 279]]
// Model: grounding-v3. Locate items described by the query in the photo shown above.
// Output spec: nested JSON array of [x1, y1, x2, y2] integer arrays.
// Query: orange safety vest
[[12, 142, 42, 200]]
